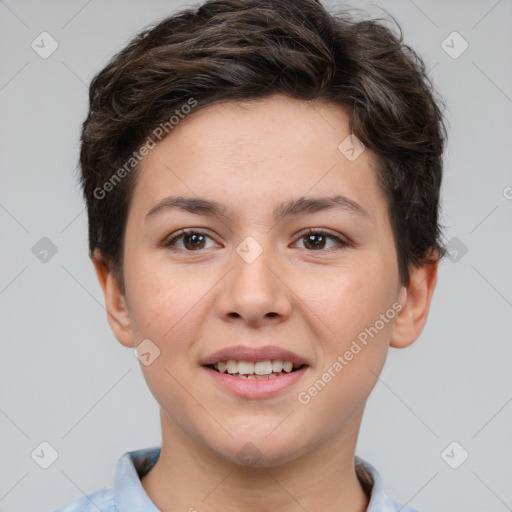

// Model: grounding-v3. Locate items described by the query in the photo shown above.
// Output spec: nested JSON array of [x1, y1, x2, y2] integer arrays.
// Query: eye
[[163, 228, 351, 253], [163, 229, 217, 251], [293, 228, 350, 251]]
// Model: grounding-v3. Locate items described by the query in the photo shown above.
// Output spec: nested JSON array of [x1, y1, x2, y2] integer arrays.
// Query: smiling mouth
[[204, 361, 308, 379]]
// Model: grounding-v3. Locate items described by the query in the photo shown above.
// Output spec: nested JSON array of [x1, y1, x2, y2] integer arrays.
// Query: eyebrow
[[145, 195, 372, 223]]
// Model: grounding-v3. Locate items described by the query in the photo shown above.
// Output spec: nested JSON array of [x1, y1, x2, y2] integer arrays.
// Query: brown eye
[[164, 230, 216, 251], [294, 229, 350, 251]]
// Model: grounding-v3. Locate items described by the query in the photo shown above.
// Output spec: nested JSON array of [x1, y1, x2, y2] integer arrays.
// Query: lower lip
[[202, 366, 309, 399]]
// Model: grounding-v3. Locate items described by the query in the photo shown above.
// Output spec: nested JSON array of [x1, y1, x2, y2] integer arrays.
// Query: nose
[[214, 241, 293, 328]]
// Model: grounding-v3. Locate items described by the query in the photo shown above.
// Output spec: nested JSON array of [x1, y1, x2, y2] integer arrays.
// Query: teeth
[[213, 359, 299, 375], [237, 361, 254, 375], [234, 373, 281, 379], [254, 361, 273, 375], [272, 360, 283, 372], [226, 360, 238, 374], [282, 361, 293, 372]]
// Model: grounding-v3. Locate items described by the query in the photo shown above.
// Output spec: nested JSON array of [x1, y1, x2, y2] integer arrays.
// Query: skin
[[93, 94, 438, 512]]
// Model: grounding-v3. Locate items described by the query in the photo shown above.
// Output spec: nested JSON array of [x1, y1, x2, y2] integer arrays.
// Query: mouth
[[200, 345, 311, 397], [201, 359, 310, 398], [203, 360, 309, 379]]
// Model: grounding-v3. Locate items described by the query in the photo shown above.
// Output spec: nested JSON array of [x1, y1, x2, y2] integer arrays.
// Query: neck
[[141, 408, 370, 512]]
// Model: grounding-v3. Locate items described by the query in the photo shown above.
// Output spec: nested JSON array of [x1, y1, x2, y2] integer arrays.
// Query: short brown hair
[[79, 0, 448, 291]]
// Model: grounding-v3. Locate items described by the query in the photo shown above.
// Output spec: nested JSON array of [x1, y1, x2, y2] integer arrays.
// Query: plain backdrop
[[0, 1, 511, 511]]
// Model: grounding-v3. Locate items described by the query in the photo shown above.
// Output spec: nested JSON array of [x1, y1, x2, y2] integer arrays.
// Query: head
[[83, 0, 447, 466]]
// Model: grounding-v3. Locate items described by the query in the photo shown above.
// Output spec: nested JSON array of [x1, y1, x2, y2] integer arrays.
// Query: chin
[[213, 434, 307, 469]]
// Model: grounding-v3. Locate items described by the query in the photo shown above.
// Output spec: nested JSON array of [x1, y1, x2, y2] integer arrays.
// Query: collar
[[113, 446, 161, 511], [113, 446, 414, 512]]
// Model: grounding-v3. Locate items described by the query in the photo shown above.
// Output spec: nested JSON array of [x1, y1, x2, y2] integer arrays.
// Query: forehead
[[158, 95, 355, 165], [130, 94, 386, 226]]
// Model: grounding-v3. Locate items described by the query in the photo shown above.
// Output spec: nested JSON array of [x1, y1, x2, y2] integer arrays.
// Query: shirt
[[54, 446, 419, 512]]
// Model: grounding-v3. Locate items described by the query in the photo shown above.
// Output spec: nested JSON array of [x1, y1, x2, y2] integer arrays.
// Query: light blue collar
[[112, 446, 417, 512]]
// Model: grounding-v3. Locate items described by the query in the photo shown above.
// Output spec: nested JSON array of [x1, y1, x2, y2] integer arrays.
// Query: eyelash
[[163, 228, 351, 252]]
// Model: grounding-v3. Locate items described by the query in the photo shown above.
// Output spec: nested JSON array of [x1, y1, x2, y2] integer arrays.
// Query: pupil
[[304, 234, 325, 250], [185, 234, 205, 250]]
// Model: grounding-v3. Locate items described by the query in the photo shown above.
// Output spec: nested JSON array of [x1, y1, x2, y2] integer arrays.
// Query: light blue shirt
[[54, 446, 419, 512]]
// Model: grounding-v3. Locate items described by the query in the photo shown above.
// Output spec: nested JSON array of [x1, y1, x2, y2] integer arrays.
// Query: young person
[[55, 0, 447, 510]]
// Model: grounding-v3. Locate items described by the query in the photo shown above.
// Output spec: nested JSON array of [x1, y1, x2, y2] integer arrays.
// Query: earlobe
[[92, 249, 135, 348], [390, 260, 438, 349]]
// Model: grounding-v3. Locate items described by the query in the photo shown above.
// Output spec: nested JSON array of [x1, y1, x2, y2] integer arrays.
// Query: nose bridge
[[217, 234, 292, 324]]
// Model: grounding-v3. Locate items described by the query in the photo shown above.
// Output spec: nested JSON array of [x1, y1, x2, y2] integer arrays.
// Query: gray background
[[0, 0, 511, 510]]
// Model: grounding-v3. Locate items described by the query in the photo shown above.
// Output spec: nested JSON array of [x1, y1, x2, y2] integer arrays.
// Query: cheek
[[297, 257, 397, 349], [124, 256, 200, 342], [296, 267, 394, 427], [126, 264, 208, 404]]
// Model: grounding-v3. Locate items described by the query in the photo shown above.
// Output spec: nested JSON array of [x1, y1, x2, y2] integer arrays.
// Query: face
[[97, 94, 431, 468]]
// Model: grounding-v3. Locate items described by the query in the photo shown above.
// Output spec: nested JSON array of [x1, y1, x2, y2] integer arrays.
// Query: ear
[[92, 249, 135, 348], [390, 259, 438, 349]]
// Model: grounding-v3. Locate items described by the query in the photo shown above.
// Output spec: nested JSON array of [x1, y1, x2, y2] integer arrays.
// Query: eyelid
[[162, 228, 217, 248], [294, 227, 347, 241], [292, 228, 351, 249]]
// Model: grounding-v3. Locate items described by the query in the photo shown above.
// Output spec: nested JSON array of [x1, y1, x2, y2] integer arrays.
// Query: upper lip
[[202, 345, 310, 366]]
